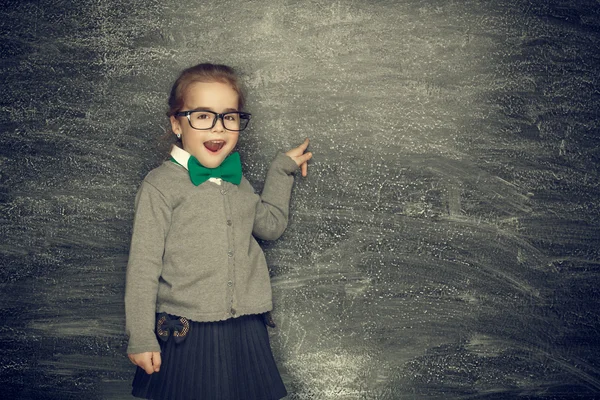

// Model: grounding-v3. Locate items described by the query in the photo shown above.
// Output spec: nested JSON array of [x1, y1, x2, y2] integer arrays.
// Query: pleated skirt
[[131, 313, 287, 400]]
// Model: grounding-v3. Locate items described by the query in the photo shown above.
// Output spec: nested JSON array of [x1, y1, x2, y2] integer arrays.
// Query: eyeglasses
[[174, 110, 251, 131]]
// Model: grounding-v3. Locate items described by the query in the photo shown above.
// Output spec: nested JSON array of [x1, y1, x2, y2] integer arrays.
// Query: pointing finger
[[286, 138, 310, 158], [302, 137, 310, 148]]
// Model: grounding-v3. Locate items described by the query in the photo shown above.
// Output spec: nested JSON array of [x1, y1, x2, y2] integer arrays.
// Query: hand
[[128, 351, 162, 375], [286, 138, 312, 177]]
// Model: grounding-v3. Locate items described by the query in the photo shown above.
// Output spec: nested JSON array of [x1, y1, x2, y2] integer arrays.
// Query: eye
[[224, 113, 239, 122], [192, 112, 212, 120]]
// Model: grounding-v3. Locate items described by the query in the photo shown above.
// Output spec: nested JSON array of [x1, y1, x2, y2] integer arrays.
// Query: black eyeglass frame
[[174, 110, 252, 132]]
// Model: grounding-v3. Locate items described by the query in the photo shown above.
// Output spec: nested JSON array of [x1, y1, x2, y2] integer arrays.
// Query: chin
[[198, 152, 229, 169], [205, 160, 225, 169]]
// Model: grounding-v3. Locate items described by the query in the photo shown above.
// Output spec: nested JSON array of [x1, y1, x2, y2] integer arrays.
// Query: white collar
[[170, 145, 191, 171]]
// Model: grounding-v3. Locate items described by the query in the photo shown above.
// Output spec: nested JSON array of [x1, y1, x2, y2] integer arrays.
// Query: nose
[[212, 115, 225, 132]]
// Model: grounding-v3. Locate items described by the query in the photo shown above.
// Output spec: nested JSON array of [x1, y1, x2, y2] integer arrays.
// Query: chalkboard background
[[1, 0, 599, 399]]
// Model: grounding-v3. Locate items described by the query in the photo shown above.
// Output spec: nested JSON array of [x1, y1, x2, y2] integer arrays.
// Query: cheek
[[230, 133, 239, 146], [183, 132, 204, 146]]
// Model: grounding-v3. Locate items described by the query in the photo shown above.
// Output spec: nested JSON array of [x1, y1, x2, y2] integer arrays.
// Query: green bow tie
[[173, 152, 242, 186]]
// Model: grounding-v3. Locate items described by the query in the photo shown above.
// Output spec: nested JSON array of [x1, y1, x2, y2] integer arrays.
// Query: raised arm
[[252, 139, 312, 240]]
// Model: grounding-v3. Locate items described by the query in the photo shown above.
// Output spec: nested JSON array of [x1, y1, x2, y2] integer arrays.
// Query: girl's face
[[170, 81, 240, 169]]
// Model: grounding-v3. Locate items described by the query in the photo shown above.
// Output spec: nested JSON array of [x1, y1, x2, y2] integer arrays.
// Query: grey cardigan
[[125, 152, 298, 354]]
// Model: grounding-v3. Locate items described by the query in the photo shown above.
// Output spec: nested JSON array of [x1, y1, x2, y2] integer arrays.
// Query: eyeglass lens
[[188, 111, 249, 131]]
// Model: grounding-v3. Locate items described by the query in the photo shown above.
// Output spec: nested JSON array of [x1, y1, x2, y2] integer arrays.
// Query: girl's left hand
[[286, 138, 312, 177]]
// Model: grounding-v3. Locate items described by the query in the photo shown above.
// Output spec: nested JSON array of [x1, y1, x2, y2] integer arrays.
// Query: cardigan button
[[227, 220, 232, 226], [227, 250, 234, 257], [220, 189, 227, 195], [227, 280, 233, 287], [230, 308, 236, 316]]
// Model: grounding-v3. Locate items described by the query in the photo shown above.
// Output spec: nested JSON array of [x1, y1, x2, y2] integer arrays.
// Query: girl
[[125, 63, 311, 400]]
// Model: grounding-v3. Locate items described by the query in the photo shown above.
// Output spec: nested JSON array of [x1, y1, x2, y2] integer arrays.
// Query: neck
[[171, 145, 237, 170]]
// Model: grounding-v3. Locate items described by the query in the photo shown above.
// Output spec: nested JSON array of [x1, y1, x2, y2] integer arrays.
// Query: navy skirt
[[131, 313, 287, 400]]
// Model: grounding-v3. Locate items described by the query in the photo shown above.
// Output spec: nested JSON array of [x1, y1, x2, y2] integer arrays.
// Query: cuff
[[126, 335, 161, 354]]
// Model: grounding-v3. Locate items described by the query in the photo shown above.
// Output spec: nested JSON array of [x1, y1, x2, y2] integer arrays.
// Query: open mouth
[[204, 140, 225, 153]]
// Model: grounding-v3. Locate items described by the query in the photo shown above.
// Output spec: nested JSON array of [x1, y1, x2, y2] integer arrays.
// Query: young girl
[[125, 63, 311, 400]]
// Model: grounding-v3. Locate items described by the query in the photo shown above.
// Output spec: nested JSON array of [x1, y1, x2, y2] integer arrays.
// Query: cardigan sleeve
[[252, 152, 299, 241], [125, 180, 171, 354]]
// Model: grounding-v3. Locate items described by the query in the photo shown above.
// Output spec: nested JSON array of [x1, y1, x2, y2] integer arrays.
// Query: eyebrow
[[190, 107, 239, 112]]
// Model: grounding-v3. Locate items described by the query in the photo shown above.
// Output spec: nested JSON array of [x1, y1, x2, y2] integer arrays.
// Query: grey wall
[[1, 0, 600, 399]]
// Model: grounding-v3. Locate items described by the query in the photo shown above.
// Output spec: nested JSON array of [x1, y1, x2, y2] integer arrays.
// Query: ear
[[170, 115, 182, 137]]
